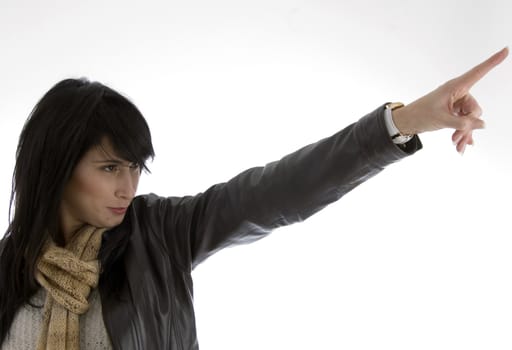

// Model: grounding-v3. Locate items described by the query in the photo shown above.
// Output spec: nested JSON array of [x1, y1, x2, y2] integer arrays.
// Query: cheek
[[72, 172, 113, 205], [69, 174, 119, 226]]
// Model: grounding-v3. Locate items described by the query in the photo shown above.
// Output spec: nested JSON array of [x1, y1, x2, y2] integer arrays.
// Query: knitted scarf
[[35, 226, 106, 350]]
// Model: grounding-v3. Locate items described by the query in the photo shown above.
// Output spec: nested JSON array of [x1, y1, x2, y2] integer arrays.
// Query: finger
[[456, 133, 472, 154], [454, 47, 509, 90], [466, 131, 475, 146], [452, 129, 465, 145], [453, 128, 471, 150], [456, 139, 467, 154], [453, 130, 475, 145]]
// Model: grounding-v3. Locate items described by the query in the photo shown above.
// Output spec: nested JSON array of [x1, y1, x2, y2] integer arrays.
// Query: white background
[[1, 0, 511, 349]]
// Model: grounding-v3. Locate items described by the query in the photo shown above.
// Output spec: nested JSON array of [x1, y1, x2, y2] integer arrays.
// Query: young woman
[[0, 48, 507, 350]]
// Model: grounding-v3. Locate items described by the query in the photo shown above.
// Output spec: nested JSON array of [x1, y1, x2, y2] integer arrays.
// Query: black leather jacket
[[4, 105, 422, 349]]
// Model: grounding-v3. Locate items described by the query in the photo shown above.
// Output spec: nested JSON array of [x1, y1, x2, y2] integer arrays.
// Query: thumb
[[444, 111, 485, 131]]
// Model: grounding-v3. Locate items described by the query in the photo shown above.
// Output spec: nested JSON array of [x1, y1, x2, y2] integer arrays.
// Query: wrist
[[384, 103, 414, 144], [391, 104, 416, 136]]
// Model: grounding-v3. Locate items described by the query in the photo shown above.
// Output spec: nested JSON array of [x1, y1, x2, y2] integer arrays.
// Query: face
[[59, 138, 141, 241]]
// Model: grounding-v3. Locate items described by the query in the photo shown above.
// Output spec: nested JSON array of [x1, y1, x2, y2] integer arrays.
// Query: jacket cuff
[[354, 104, 423, 169]]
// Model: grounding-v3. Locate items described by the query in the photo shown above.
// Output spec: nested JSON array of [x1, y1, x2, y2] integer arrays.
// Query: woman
[[0, 48, 508, 349]]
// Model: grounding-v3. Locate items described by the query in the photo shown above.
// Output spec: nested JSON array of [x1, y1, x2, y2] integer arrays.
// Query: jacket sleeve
[[138, 104, 422, 271]]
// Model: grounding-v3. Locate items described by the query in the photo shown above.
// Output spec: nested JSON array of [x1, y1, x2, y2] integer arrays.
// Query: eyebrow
[[92, 159, 131, 165]]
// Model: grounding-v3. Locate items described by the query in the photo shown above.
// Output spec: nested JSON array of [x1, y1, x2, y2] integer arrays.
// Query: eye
[[129, 163, 141, 172], [103, 164, 119, 173]]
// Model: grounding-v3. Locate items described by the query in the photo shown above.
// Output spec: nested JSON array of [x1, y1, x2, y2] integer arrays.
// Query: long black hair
[[0, 78, 155, 344]]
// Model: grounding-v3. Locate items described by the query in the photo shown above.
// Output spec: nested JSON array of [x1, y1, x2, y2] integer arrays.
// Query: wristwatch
[[385, 102, 413, 144]]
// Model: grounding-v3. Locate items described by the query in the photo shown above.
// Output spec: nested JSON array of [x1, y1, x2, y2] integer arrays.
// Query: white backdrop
[[1, 0, 511, 349]]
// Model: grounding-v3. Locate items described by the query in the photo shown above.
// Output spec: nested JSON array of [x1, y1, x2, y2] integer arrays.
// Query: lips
[[109, 207, 127, 215]]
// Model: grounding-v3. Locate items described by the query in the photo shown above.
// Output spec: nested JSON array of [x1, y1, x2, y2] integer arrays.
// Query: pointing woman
[[0, 47, 508, 349]]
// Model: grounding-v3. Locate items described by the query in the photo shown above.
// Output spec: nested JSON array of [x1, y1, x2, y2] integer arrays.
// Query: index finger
[[455, 47, 509, 89]]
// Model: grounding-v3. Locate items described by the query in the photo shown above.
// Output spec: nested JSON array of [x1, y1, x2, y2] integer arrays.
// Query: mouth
[[109, 207, 127, 215]]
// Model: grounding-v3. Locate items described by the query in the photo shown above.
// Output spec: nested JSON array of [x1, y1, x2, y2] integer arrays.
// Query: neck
[[59, 223, 86, 246]]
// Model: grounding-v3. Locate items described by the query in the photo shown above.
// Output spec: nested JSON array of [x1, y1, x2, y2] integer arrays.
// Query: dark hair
[[0, 78, 155, 343]]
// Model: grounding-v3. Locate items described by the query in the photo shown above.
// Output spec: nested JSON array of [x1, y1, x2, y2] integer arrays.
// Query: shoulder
[[129, 192, 200, 218], [130, 193, 185, 208], [124, 193, 185, 231], [130, 193, 161, 209], [128, 193, 173, 221]]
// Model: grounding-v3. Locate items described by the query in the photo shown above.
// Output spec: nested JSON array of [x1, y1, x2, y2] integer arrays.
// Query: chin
[[92, 219, 122, 230], [107, 217, 126, 228]]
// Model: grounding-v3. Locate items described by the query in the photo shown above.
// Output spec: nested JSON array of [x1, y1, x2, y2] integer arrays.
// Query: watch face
[[392, 134, 413, 144]]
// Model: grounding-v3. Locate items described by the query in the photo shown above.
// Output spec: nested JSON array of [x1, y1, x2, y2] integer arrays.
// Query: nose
[[115, 169, 138, 200]]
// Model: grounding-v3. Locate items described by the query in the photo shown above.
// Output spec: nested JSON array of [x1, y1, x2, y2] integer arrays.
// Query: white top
[[2, 288, 112, 350]]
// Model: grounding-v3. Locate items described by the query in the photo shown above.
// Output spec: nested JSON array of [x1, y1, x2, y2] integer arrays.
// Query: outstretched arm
[[392, 47, 509, 154]]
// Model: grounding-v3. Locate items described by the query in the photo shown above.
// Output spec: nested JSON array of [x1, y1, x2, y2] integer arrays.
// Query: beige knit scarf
[[35, 225, 106, 350]]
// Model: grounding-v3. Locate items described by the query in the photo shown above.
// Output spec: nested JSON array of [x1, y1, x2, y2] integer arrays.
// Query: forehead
[[83, 138, 126, 162]]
